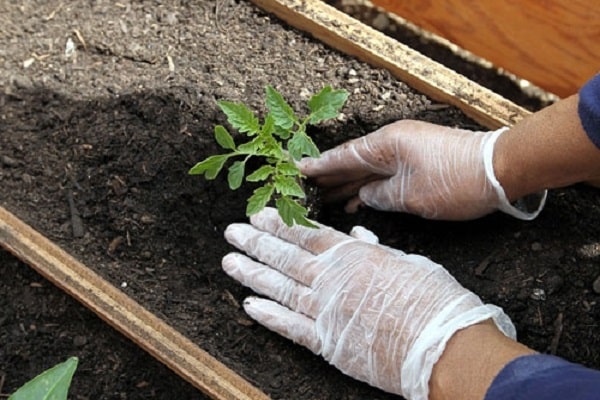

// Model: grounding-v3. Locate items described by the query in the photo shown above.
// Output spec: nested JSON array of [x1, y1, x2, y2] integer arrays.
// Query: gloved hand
[[222, 207, 516, 399], [299, 120, 546, 220]]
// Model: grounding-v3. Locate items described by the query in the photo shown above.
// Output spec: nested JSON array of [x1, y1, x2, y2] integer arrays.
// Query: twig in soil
[[549, 312, 564, 355], [222, 289, 241, 309], [536, 304, 544, 327], [474, 250, 498, 277], [214, 0, 227, 32], [425, 103, 451, 111], [73, 28, 88, 51], [66, 190, 85, 238], [0, 372, 5, 397], [214, 0, 240, 33], [230, 331, 251, 349], [44, 2, 64, 21], [166, 50, 175, 72]]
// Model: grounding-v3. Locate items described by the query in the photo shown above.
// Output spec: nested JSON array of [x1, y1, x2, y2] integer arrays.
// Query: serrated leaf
[[308, 86, 349, 124], [278, 162, 300, 176], [274, 175, 305, 198], [287, 131, 320, 160], [227, 160, 245, 190], [247, 165, 275, 182], [237, 136, 263, 155], [188, 154, 230, 179], [218, 101, 260, 135], [262, 113, 275, 137], [262, 141, 285, 159], [275, 196, 317, 228], [214, 125, 235, 150], [272, 123, 291, 140], [247, 184, 275, 216], [9, 357, 78, 400], [308, 107, 338, 125], [265, 86, 296, 130]]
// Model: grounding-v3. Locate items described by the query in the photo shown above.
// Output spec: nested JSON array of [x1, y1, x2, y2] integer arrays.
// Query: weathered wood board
[[372, 0, 599, 97]]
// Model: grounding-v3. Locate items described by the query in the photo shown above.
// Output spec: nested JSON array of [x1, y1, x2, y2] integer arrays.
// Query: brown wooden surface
[[371, 0, 599, 97], [250, 0, 530, 129], [0, 205, 270, 400]]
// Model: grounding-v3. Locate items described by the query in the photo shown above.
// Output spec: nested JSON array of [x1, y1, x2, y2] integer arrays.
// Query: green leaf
[[308, 86, 349, 124], [261, 140, 285, 159], [272, 122, 291, 140], [275, 196, 317, 228], [9, 357, 78, 400], [261, 113, 275, 137], [274, 175, 305, 198], [287, 131, 320, 160], [227, 160, 246, 190], [188, 154, 230, 179], [218, 100, 260, 135], [214, 125, 235, 150], [247, 165, 275, 182], [237, 136, 263, 155], [265, 86, 296, 130], [277, 162, 300, 176], [247, 184, 275, 216]]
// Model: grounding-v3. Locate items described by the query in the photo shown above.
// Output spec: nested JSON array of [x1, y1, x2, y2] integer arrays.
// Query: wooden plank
[[0, 205, 269, 400], [249, 0, 530, 129], [371, 0, 600, 97]]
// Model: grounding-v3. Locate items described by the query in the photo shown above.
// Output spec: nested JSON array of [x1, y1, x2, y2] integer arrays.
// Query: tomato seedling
[[189, 85, 348, 227]]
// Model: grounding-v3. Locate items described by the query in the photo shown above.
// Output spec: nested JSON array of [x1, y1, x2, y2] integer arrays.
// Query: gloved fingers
[[349, 226, 409, 256], [299, 133, 395, 179], [225, 222, 321, 286], [298, 138, 368, 178], [222, 253, 318, 317], [319, 174, 384, 203], [349, 225, 379, 244], [250, 207, 354, 255], [310, 171, 382, 191], [358, 179, 401, 212], [243, 296, 321, 355]]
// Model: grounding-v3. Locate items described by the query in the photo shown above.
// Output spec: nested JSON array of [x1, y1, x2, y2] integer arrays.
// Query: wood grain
[[250, 0, 531, 129], [0, 205, 269, 400], [372, 0, 600, 97]]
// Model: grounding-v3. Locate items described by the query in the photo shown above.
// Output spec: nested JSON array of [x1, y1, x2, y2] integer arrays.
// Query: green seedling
[[9, 357, 78, 400], [189, 85, 348, 227]]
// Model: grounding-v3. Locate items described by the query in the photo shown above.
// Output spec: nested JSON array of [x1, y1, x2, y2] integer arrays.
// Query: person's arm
[[495, 93, 600, 201], [429, 320, 535, 400]]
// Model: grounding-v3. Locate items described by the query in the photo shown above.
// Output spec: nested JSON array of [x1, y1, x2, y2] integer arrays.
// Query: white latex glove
[[222, 207, 516, 399], [299, 120, 547, 220]]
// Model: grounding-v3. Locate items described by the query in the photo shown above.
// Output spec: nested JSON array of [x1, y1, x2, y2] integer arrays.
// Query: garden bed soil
[[1, 1, 599, 399]]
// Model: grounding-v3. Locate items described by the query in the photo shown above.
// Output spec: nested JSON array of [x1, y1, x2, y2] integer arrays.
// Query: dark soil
[[1, 1, 599, 399]]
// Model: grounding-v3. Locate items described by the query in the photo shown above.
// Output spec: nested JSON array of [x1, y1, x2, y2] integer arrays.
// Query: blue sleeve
[[579, 73, 600, 148], [485, 354, 600, 400]]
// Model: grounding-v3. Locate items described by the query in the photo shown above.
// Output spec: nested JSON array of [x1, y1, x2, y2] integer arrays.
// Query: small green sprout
[[189, 85, 348, 227]]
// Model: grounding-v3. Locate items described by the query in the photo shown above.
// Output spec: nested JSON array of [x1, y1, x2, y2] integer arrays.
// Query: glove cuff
[[483, 127, 548, 220], [401, 298, 516, 400]]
